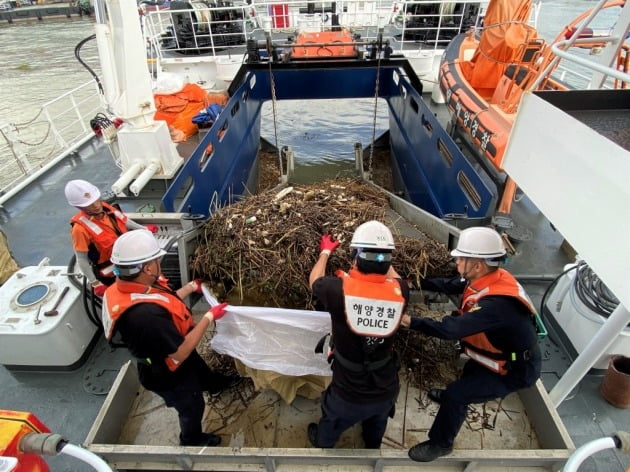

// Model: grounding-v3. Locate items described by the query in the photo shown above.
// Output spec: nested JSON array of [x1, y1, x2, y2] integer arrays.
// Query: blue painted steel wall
[[384, 74, 495, 217], [162, 61, 494, 219]]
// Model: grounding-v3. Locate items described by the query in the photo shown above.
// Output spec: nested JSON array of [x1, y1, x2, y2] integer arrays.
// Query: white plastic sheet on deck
[[210, 306, 332, 377]]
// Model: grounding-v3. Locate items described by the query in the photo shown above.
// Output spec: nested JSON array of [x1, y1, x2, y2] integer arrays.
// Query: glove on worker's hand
[[204, 302, 229, 322], [93, 284, 107, 297], [145, 224, 159, 234], [319, 234, 340, 256], [190, 279, 204, 294]]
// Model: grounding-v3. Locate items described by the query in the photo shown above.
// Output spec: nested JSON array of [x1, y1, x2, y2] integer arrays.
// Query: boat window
[[393, 70, 400, 86], [437, 139, 454, 169], [457, 171, 481, 211], [231, 101, 240, 117], [423, 114, 433, 136], [409, 96, 418, 114], [400, 85, 407, 100], [218, 120, 228, 142], [242, 89, 249, 103], [249, 75, 256, 90]]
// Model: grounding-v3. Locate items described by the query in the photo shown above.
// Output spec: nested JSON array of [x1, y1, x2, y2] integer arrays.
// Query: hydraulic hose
[[74, 34, 104, 94], [19, 433, 112, 472], [562, 431, 630, 472], [68, 254, 102, 329], [538, 263, 579, 317]]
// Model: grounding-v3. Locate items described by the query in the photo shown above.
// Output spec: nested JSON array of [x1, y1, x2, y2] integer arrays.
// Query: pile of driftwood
[[192, 178, 453, 308], [193, 178, 460, 391]]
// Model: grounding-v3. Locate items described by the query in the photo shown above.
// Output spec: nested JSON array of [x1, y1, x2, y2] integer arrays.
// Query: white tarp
[[210, 306, 332, 377]]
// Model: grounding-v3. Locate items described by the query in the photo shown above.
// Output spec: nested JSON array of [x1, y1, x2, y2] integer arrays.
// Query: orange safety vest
[[70, 202, 128, 275], [102, 277, 194, 371], [336, 269, 405, 338], [459, 268, 536, 375]]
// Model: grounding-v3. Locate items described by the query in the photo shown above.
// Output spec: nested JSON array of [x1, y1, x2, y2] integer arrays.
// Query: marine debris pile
[[192, 178, 453, 308], [193, 178, 460, 390]]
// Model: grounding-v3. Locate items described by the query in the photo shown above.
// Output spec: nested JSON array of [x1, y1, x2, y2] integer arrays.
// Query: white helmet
[[111, 229, 166, 266], [450, 227, 506, 260], [350, 220, 395, 250], [65, 179, 101, 207]]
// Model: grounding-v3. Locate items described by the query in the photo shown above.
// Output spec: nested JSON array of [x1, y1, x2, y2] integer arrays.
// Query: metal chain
[[367, 41, 382, 181], [268, 60, 284, 178]]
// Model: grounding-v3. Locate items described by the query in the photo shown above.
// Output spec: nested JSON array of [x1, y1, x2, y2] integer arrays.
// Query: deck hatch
[[16, 284, 49, 307]]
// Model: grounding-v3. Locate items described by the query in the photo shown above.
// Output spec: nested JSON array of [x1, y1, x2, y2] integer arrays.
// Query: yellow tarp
[[462, 0, 536, 89], [235, 360, 331, 404], [0, 230, 18, 285]]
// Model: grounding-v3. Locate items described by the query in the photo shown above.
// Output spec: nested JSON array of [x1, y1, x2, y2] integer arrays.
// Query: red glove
[[145, 224, 159, 234], [191, 279, 204, 294], [319, 234, 340, 256], [93, 284, 107, 297], [204, 302, 229, 322]]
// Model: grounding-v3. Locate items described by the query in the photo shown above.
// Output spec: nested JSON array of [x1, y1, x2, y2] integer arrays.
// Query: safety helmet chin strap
[[113, 264, 142, 277], [77, 206, 104, 216]]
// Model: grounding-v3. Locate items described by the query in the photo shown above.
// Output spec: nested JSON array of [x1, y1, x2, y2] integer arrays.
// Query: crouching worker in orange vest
[[101, 229, 241, 447], [307, 221, 409, 449], [65, 179, 151, 297], [401, 226, 541, 462]]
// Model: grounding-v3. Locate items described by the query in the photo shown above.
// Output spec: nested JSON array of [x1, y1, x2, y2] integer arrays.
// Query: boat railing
[[392, 0, 486, 51], [532, 0, 629, 90], [143, 0, 489, 61], [0, 80, 104, 206]]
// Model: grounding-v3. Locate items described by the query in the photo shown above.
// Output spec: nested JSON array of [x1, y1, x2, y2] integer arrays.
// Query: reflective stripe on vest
[[336, 269, 404, 337], [103, 278, 193, 371], [70, 202, 128, 265], [459, 268, 536, 375]]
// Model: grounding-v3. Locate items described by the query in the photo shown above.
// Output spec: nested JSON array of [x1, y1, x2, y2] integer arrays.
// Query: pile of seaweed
[[191, 178, 453, 308]]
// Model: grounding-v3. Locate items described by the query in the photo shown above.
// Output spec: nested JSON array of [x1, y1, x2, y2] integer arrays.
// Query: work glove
[[145, 224, 159, 234], [93, 283, 107, 297], [190, 279, 204, 294], [204, 302, 229, 322], [319, 234, 340, 256]]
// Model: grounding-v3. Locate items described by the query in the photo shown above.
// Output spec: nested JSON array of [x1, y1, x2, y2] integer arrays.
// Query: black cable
[[89, 112, 114, 135], [539, 263, 579, 317], [573, 261, 619, 318], [74, 34, 104, 94]]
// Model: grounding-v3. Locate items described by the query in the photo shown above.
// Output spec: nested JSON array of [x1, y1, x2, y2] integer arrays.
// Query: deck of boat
[[0, 109, 628, 471]]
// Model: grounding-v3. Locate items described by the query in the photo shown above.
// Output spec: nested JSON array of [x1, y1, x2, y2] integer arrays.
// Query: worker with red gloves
[[102, 229, 241, 447], [307, 221, 409, 449], [65, 179, 156, 295]]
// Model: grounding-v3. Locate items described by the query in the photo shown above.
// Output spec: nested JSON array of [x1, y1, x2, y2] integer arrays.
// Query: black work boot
[[408, 440, 453, 462], [428, 388, 445, 404], [209, 374, 243, 397], [180, 432, 221, 447], [307, 423, 319, 447]]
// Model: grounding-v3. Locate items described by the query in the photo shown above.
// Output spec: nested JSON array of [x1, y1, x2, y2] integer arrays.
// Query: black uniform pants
[[428, 359, 534, 448], [155, 377, 206, 445], [316, 386, 397, 448], [150, 353, 234, 445]]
